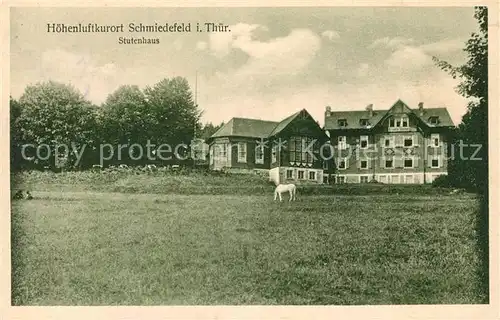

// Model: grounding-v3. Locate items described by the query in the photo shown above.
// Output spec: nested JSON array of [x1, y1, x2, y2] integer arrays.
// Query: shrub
[[432, 175, 452, 188]]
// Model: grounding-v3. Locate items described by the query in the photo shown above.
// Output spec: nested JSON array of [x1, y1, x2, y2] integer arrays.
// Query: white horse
[[274, 183, 297, 202]]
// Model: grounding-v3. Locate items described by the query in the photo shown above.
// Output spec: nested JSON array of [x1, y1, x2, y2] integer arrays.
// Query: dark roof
[[210, 117, 279, 139], [420, 108, 454, 127], [324, 102, 455, 130], [208, 109, 322, 142], [324, 110, 386, 130], [268, 110, 302, 136]]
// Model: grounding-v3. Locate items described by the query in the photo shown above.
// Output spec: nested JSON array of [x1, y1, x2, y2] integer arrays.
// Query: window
[[322, 161, 328, 170], [360, 119, 369, 126], [286, 169, 294, 179], [337, 176, 346, 184], [385, 157, 394, 168], [360, 135, 368, 149], [403, 136, 413, 147], [405, 175, 414, 184], [271, 145, 277, 163], [338, 136, 347, 150], [237, 142, 247, 163], [431, 134, 440, 147], [401, 116, 409, 127], [219, 144, 227, 158], [298, 170, 305, 179], [289, 136, 315, 164], [309, 171, 316, 180], [414, 175, 420, 184], [384, 136, 394, 148], [360, 160, 368, 169], [429, 116, 439, 125], [323, 176, 329, 184], [289, 137, 296, 162], [360, 176, 369, 183], [379, 175, 387, 183], [338, 119, 347, 127], [404, 158, 413, 168], [391, 175, 400, 184], [338, 158, 348, 170], [389, 117, 395, 127], [389, 115, 410, 128], [255, 145, 264, 164], [431, 157, 440, 168]]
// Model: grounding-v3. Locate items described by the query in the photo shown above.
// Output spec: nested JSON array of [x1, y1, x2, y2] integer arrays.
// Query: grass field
[[11, 171, 487, 305]]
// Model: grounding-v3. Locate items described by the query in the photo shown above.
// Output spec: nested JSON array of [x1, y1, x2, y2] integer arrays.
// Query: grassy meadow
[[10, 170, 487, 305]]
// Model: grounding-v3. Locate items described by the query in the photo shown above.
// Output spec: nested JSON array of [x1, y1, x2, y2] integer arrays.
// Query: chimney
[[366, 104, 373, 117], [325, 105, 332, 117], [418, 102, 424, 116]]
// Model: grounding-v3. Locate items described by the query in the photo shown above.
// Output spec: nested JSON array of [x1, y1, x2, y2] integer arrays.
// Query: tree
[[16, 81, 98, 170], [99, 77, 202, 165], [143, 77, 202, 162], [433, 6, 488, 194], [10, 96, 23, 171], [101, 85, 148, 143], [199, 122, 224, 140]]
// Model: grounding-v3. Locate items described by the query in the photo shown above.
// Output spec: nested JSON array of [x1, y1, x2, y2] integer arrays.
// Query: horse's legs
[[274, 191, 277, 201], [289, 190, 292, 202], [279, 192, 283, 202]]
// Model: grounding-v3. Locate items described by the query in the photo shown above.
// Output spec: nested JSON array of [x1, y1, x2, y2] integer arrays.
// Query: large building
[[323, 99, 455, 184], [206, 109, 333, 185]]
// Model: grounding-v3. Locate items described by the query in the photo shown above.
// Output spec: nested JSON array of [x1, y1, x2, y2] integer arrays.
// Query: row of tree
[[10, 77, 223, 170]]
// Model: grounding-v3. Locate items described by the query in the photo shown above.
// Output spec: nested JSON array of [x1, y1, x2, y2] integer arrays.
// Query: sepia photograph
[[3, 3, 497, 316]]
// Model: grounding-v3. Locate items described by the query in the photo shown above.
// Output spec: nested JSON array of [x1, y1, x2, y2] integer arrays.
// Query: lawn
[[11, 175, 486, 305]]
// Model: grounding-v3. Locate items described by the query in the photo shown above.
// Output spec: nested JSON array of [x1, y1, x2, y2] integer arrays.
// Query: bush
[[432, 175, 452, 188]]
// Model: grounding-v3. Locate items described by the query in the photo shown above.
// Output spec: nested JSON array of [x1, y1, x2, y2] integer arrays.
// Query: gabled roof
[[209, 117, 279, 140], [324, 110, 385, 130], [207, 109, 324, 142], [324, 100, 455, 130], [268, 110, 302, 136]]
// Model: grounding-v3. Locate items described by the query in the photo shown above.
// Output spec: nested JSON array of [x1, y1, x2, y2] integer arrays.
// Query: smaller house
[[206, 109, 334, 184]]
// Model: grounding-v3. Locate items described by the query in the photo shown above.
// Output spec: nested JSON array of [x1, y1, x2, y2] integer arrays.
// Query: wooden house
[[206, 109, 334, 184]]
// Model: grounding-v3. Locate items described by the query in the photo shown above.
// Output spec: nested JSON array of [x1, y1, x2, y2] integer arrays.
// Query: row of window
[[335, 173, 443, 184], [211, 142, 263, 164], [388, 116, 409, 128], [337, 156, 442, 169], [286, 169, 318, 181], [337, 134, 441, 149], [338, 115, 440, 128], [212, 137, 318, 165], [212, 135, 442, 165], [338, 115, 410, 128]]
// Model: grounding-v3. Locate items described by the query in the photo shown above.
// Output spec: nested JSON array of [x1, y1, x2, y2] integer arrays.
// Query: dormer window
[[338, 119, 347, 127], [389, 115, 409, 128], [359, 119, 369, 126], [429, 116, 440, 125]]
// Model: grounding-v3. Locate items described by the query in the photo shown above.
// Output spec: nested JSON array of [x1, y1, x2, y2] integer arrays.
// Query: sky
[[10, 7, 479, 126]]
